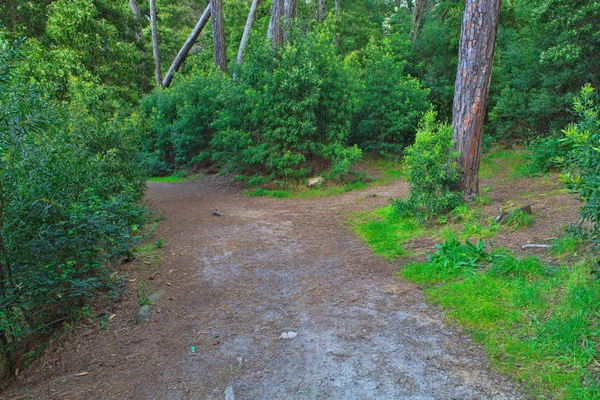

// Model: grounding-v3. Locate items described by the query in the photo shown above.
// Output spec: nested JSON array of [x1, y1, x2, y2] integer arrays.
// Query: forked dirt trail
[[4, 177, 522, 399]]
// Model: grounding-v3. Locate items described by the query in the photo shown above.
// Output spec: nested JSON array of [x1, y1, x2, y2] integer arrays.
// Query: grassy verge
[[352, 199, 600, 398]]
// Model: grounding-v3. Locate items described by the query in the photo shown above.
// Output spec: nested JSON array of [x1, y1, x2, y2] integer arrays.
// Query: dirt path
[[3, 177, 523, 399]]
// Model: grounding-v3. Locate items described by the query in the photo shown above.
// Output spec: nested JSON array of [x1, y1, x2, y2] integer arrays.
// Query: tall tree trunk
[[149, 0, 163, 87], [452, 0, 501, 200], [163, 5, 211, 88], [237, 0, 260, 70], [268, 0, 284, 46], [129, 0, 143, 43], [284, 0, 297, 23], [318, 0, 326, 21], [412, 0, 426, 42], [334, 0, 340, 15], [211, 0, 227, 73]]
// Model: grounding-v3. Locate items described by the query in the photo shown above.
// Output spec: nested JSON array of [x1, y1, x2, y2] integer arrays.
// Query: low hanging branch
[[162, 5, 211, 88]]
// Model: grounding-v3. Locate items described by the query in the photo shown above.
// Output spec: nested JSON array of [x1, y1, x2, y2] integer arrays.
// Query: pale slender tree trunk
[[129, 0, 143, 43], [318, 0, 326, 21], [334, 0, 339, 15], [268, 0, 284, 46], [237, 0, 260, 69], [211, 0, 227, 73], [452, 0, 501, 200], [162, 5, 211, 88], [149, 0, 162, 87], [412, 0, 426, 42], [284, 0, 297, 22]]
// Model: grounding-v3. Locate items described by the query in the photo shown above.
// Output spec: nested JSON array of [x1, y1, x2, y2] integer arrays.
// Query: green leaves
[[394, 111, 463, 220]]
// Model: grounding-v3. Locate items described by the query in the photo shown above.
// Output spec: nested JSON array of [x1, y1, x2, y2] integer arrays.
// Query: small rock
[[279, 331, 298, 339], [495, 203, 532, 223], [146, 290, 165, 305], [214, 209, 225, 217], [136, 305, 152, 324], [307, 177, 324, 188], [224, 386, 235, 400]]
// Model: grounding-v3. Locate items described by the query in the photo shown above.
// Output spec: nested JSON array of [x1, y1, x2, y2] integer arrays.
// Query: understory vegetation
[[353, 90, 600, 398]]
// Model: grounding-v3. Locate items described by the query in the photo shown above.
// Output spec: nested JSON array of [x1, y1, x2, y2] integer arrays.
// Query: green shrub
[[350, 35, 431, 153], [211, 28, 362, 181], [140, 71, 230, 175], [559, 85, 600, 239], [0, 40, 147, 367], [525, 131, 570, 174], [394, 111, 463, 219]]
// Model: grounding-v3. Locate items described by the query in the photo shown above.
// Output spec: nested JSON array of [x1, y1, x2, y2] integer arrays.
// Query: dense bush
[[140, 72, 230, 175], [351, 36, 431, 154], [212, 29, 362, 181], [559, 85, 600, 238], [524, 132, 570, 174], [0, 40, 147, 369], [394, 111, 463, 219]]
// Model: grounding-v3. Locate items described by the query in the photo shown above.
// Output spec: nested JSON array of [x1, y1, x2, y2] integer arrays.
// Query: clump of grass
[[504, 209, 534, 230], [400, 238, 600, 399]]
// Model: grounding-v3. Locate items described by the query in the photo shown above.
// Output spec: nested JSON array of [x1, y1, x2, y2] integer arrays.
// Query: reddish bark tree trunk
[[452, 0, 501, 200], [211, 0, 227, 73], [268, 0, 284, 46]]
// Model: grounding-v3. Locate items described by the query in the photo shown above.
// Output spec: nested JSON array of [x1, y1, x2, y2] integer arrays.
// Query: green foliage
[[0, 39, 147, 364], [504, 209, 534, 230], [140, 72, 230, 175], [351, 35, 431, 153], [402, 239, 600, 398], [212, 28, 362, 181], [559, 85, 600, 239], [394, 111, 462, 219], [403, 237, 493, 283], [525, 132, 570, 174]]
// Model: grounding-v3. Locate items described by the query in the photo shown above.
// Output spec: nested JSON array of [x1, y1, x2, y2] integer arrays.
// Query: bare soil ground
[[2, 169, 577, 400]]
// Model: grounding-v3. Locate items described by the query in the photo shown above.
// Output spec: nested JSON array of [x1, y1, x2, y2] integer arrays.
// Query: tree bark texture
[[284, 0, 297, 23], [318, 0, 326, 21], [237, 0, 260, 66], [163, 5, 211, 88], [129, 0, 143, 43], [452, 0, 501, 200], [211, 0, 227, 73], [412, 0, 426, 41], [268, 0, 284, 46], [149, 0, 162, 87]]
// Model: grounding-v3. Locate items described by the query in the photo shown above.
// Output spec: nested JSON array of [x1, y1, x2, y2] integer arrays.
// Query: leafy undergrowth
[[402, 240, 600, 399], [352, 175, 600, 398], [147, 172, 203, 183]]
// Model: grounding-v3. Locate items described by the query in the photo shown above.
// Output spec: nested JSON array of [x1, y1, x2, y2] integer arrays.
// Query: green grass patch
[[400, 239, 600, 399], [350, 205, 425, 259], [245, 182, 368, 199], [480, 149, 529, 179]]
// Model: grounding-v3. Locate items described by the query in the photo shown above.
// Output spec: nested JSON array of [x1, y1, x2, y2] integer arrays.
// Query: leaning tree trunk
[[268, 0, 284, 46], [452, 0, 501, 200], [211, 0, 227, 73], [237, 0, 260, 69], [149, 0, 162, 87], [412, 0, 427, 42], [162, 5, 211, 88]]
